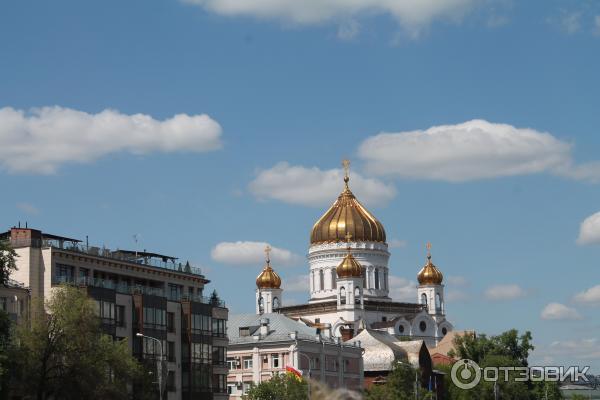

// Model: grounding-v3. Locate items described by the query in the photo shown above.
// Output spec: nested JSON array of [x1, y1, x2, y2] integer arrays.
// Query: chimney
[[259, 318, 269, 338]]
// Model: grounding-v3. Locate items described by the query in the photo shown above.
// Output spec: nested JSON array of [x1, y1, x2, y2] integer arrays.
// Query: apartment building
[[2, 226, 228, 400]]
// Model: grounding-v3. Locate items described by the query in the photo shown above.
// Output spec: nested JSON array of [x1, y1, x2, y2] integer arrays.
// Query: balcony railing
[[53, 276, 225, 307], [11, 238, 204, 277]]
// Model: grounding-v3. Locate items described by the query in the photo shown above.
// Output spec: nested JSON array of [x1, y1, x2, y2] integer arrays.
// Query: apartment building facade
[[2, 226, 228, 400]]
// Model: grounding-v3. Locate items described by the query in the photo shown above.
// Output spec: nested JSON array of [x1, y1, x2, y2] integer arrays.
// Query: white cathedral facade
[[254, 163, 453, 347]]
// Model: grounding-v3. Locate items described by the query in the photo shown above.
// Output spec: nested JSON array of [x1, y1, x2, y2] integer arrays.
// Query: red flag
[[285, 365, 303, 380]]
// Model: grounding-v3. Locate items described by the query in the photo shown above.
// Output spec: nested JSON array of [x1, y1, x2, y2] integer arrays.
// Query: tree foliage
[[244, 373, 308, 400], [11, 285, 149, 400], [0, 241, 17, 286], [366, 362, 432, 400]]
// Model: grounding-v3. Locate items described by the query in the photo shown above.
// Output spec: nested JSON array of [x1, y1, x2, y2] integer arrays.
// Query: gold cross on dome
[[342, 159, 350, 179], [345, 232, 353, 243], [264, 245, 272, 263], [426, 242, 432, 258]]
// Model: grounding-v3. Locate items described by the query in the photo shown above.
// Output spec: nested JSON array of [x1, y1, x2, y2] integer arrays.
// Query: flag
[[285, 365, 303, 381]]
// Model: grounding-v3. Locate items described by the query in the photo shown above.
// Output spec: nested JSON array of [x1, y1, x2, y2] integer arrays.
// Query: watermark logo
[[450, 359, 590, 389]]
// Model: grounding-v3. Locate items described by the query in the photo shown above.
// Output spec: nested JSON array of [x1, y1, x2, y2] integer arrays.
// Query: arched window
[[272, 297, 280, 310], [419, 321, 427, 332], [435, 293, 441, 311], [374, 268, 380, 290], [441, 327, 448, 336], [340, 287, 346, 304], [362, 267, 367, 288], [331, 269, 336, 289], [421, 293, 428, 307], [383, 271, 388, 290], [398, 325, 405, 334], [258, 296, 264, 313], [319, 270, 324, 291], [354, 287, 360, 304]]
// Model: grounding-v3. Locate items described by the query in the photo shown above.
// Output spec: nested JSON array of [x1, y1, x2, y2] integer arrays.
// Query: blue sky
[[1, 0, 600, 370]]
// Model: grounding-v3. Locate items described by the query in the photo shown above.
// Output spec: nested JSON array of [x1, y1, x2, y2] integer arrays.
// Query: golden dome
[[417, 243, 443, 285], [256, 246, 282, 289], [337, 239, 363, 278], [310, 160, 386, 245]]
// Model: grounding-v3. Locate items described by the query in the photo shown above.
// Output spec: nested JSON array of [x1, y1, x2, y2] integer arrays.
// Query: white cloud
[[484, 284, 527, 301], [248, 162, 396, 207], [388, 239, 407, 249], [543, 338, 600, 360], [573, 284, 600, 305], [182, 0, 478, 37], [540, 302, 582, 320], [577, 212, 600, 245], [447, 275, 469, 287], [388, 276, 417, 302], [210, 241, 303, 266], [358, 119, 600, 183], [0, 106, 222, 174], [594, 15, 600, 36], [284, 274, 310, 292], [559, 11, 582, 34], [446, 290, 469, 302], [337, 19, 360, 40], [16, 202, 40, 215]]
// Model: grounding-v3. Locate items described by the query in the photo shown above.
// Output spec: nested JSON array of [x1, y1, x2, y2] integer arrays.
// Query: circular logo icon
[[451, 359, 481, 389]]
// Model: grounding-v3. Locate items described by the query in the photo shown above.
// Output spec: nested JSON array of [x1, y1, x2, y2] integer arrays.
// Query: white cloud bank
[[0, 106, 222, 174], [358, 119, 600, 183], [182, 0, 477, 36], [210, 241, 302, 266], [573, 284, 600, 305], [484, 284, 527, 301], [540, 302, 582, 320], [249, 162, 396, 207], [577, 211, 600, 245], [388, 276, 417, 302]]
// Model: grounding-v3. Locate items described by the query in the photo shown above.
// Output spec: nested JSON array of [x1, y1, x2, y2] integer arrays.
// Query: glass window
[[55, 264, 74, 284], [243, 357, 253, 369], [167, 312, 175, 332], [168, 341, 175, 362], [0, 297, 6, 312], [143, 307, 166, 330], [272, 354, 279, 368], [227, 358, 236, 370], [116, 305, 125, 327]]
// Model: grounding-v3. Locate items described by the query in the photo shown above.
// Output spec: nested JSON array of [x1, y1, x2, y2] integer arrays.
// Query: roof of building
[[280, 299, 424, 316], [228, 313, 330, 345], [428, 330, 475, 356], [346, 329, 429, 372]]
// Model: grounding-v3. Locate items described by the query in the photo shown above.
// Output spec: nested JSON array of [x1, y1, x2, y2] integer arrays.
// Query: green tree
[[12, 285, 149, 400], [244, 373, 308, 400], [0, 241, 17, 286], [366, 362, 432, 400], [0, 311, 14, 399], [448, 329, 534, 367]]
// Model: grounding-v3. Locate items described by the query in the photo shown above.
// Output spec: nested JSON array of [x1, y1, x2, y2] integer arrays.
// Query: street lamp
[[136, 332, 164, 400]]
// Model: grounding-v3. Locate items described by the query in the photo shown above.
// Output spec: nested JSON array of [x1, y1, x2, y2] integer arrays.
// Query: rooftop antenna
[[133, 234, 140, 259]]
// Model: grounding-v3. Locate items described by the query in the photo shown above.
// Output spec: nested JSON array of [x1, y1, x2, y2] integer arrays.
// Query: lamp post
[[137, 333, 164, 400]]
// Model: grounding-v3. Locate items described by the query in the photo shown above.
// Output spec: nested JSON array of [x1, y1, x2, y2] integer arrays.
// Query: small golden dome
[[417, 243, 443, 285], [256, 246, 282, 289], [310, 160, 386, 245], [337, 234, 364, 278]]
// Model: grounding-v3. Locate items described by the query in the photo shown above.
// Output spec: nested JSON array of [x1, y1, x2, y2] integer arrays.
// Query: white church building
[[255, 161, 453, 347]]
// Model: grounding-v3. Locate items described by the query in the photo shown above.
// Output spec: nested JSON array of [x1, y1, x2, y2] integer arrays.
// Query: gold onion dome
[[337, 234, 364, 278], [417, 243, 443, 285], [310, 160, 386, 245], [256, 246, 281, 289]]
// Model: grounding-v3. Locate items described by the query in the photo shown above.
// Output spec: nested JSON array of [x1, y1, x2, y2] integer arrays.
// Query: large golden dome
[[417, 243, 443, 285], [336, 244, 363, 278], [310, 161, 386, 245], [256, 246, 282, 289]]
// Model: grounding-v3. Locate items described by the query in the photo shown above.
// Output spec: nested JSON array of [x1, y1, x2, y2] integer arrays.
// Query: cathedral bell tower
[[417, 242, 445, 316], [336, 233, 364, 310], [256, 245, 283, 315]]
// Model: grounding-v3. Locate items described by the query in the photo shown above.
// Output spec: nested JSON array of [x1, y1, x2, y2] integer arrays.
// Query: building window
[[142, 337, 166, 359], [167, 312, 175, 333], [168, 284, 182, 301], [354, 287, 360, 304], [374, 268, 380, 290], [0, 297, 6, 312], [419, 321, 427, 332], [95, 300, 115, 325], [398, 325, 405, 334], [212, 318, 226, 337], [442, 327, 448, 336], [243, 357, 253, 369], [191, 314, 211, 334], [213, 346, 226, 366], [167, 341, 175, 362], [115, 305, 125, 327], [340, 287, 346, 305], [436, 293, 442, 311], [55, 263, 74, 284], [272, 354, 280, 368], [242, 382, 252, 394], [382, 316, 387, 322], [167, 370, 175, 392], [191, 342, 212, 364], [421, 293, 428, 307], [331, 269, 336, 289], [227, 358, 237, 370], [79, 268, 89, 280], [213, 374, 227, 393], [319, 270, 324, 291], [143, 307, 166, 330]]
